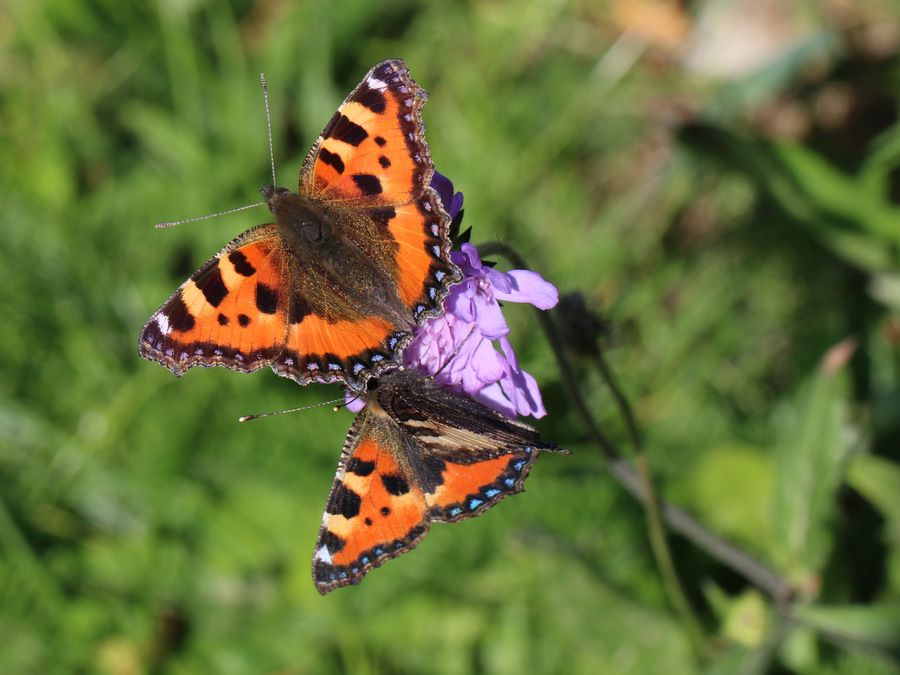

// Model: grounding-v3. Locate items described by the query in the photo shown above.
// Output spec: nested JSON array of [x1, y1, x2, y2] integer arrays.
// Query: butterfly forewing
[[303, 60, 432, 206], [313, 410, 430, 592]]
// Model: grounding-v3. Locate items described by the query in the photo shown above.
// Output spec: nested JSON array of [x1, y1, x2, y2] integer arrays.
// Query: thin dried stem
[[477, 240, 792, 625]]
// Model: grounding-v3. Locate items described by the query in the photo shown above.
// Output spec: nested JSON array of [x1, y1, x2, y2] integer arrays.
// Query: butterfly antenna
[[239, 396, 347, 423], [158, 76, 280, 230], [156, 201, 265, 229], [260, 73, 277, 187]]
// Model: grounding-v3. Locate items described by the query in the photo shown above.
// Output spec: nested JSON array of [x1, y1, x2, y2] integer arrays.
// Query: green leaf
[[681, 443, 775, 553], [772, 143, 900, 245], [722, 590, 771, 648], [794, 604, 900, 652], [846, 454, 900, 594], [846, 455, 900, 536], [773, 340, 859, 577], [678, 125, 900, 272]]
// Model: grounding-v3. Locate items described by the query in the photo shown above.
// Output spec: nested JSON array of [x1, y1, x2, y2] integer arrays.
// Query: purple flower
[[431, 171, 464, 222], [346, 174, 558, 420], [402, 243, 558, 419]]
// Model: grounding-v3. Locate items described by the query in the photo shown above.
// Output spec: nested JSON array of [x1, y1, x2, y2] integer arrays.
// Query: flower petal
[[493, 270, 559, 310], [473, 381, 518, 419], [430, 171, 463, 218]]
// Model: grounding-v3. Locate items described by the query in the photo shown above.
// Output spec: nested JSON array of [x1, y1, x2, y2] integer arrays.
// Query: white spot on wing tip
[[314, 546, 333, 564], [156, 314, 172, 336]]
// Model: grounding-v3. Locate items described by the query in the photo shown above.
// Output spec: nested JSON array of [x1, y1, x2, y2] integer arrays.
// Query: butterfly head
[[261, 183, 301, 202]]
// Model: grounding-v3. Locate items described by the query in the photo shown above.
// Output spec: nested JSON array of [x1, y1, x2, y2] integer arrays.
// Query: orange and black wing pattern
[[312, 369, 567, 594], [139, 226, 292, 377]]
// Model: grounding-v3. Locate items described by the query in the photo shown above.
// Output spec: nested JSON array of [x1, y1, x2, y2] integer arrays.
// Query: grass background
[[3, 0, 900, 673]]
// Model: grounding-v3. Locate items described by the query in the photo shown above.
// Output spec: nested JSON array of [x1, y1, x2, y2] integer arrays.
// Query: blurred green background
[[4, 0, 900, 672]]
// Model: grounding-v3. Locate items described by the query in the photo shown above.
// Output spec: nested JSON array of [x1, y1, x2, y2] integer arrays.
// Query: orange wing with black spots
[[302, 60, 432, 206], [139, 60, 460, 387], [312, 369, 569, 594]]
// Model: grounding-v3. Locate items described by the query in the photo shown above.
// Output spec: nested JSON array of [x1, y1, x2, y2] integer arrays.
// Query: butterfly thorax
[[263, 185, 336, 246], [262, 184, 409, 326]]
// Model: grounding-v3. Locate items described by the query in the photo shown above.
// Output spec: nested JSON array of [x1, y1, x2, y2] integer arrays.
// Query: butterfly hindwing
[[312, 369, 566, 594]]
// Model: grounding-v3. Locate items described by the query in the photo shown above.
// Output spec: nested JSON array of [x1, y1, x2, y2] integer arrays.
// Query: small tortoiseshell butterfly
[[313, 368, 569, 594], [139, 60, 461, 388]]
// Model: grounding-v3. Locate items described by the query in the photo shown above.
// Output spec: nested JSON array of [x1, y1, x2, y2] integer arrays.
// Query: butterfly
[[139, 60, 461, 388], [312, 367, 569, 594]]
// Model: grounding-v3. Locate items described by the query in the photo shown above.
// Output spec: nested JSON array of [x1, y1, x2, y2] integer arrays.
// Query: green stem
[[593, 350, 705, 651]]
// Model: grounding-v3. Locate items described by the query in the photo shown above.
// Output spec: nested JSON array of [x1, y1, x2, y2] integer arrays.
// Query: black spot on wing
[[229, 251, 256, 277], [318, 147, 345, 175], [414, 454, 447, 494], [356, 86, 387, 114], [348, 457, 376, 477], [255, 283, 278, 315], [369, 206, 396, 230], [381, 474, 410, 496], [374, 136, 387, 147], [331, 115, 368, 147], [378, 155, 391, 169], [328, 485, 362, 519], [195, 268, 228, 307], [352, 174, 382, 196], [217, 313, 229, 326], [319, 530, 346, 555], [238, 314, 251, 327], [371, 62, 398, 81], [289, 296, 313, 324], [169, 298, 195, 332]]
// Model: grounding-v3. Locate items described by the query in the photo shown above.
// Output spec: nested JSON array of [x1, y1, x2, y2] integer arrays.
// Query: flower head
[[403, 242, 558, 419]]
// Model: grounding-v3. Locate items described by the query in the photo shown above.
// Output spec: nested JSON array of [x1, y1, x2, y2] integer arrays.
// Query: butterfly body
[[313, 368, 569, 594], [262, 185, 413, 329], [140, 60, 460, 388]]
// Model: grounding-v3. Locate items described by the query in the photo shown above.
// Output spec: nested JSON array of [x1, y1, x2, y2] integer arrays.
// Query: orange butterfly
[[139, 60, 461, 388], [313, 368, 569, 594]]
